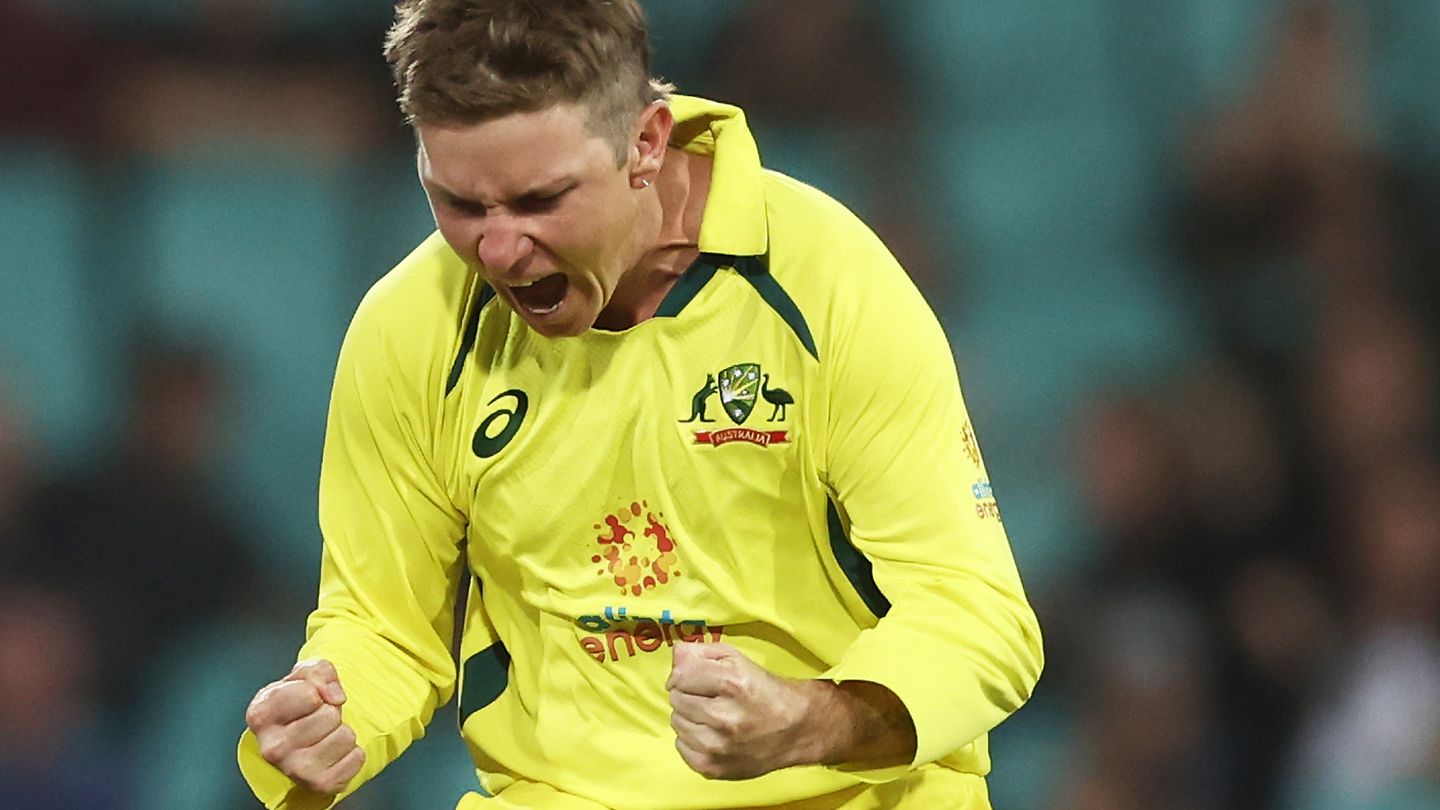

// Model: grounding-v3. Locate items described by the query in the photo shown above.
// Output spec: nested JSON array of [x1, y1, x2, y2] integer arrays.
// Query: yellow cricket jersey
[[238, 96, 1043, 809]]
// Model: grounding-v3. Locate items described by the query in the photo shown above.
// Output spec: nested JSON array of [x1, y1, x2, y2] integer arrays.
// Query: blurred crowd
[[1, 0, 1437, 808]]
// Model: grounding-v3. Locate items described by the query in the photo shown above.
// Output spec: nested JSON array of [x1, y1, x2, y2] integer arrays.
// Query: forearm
[[793, 679, 917, 770]]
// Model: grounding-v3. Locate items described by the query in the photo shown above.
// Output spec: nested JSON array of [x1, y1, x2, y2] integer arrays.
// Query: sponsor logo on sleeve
[[961, 421, 981, 467], [972, 479, 1002, 521]]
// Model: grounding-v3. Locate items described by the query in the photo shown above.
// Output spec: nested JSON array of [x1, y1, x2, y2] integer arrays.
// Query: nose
[[476, 217, 534, 275]]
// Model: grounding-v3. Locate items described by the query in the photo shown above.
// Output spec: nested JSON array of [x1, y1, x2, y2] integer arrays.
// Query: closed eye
[[445, 196, 487, 217], [514, 186, 571, 214]]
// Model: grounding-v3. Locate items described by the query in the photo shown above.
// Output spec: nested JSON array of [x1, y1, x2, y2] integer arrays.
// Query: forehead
[[416, 104, 615, 195]]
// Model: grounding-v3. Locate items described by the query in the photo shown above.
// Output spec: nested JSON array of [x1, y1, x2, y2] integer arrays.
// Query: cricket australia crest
[[681, 361, 793, 447], [717, 363, 760, 425]]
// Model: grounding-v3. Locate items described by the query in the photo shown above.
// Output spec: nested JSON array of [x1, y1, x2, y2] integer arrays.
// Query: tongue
[[513, 274, 568, 312]]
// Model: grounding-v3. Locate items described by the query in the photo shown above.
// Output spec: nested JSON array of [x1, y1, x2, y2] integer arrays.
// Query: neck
[[597, 150, 712, 329]]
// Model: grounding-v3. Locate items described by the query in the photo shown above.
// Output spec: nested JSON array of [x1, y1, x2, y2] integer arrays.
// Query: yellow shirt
[[238, 96, 1042, 809]]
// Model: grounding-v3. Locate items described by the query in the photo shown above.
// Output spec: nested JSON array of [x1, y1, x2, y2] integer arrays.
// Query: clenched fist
[[666, 642, 825, 780], [245, 659, 365, 796]]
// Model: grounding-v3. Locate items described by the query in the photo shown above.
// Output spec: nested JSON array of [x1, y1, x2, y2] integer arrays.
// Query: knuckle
[[303, 687, 326, 712], [291, 757, 327, 792], [245, 703, 268, 730], [696, 758, 725, 779], [257, 736, 289, 765], [336, 724, 357, 748], [710, 709, 740, 737], [316, 703, 342, 727], [716, 675, 738, 698], [291, 658, 336, 685]]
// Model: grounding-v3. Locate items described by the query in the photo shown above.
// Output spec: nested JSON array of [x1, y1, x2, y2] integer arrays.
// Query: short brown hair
[[384, 0, 672, 159]]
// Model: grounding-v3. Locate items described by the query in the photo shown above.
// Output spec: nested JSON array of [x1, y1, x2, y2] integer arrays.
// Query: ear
[[629, 100, 672, 186]]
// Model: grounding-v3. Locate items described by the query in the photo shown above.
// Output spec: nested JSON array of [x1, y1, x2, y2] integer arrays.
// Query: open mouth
[[508, 272, 569, 316]]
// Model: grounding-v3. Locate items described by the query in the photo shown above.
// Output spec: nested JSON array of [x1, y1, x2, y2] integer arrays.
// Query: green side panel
[[826, 500, 890, 618], [458, 642, 510, 723]]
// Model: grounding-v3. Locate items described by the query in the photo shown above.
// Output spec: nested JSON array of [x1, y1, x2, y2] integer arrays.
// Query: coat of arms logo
[[717, 363, 760, 425], [680, 362, 793, 447]]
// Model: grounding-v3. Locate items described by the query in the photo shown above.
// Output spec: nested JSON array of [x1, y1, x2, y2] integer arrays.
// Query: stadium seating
[[0, 142, 113, 462], [126, 147, 358, 577]]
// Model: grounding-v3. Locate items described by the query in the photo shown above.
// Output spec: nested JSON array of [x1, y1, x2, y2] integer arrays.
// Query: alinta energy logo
[[679, 362, 793, 447], [573, 606, 725, 665], [580, 502, 723, 665], [972, 479, 1002, 521], [592, 500, 682, 597]]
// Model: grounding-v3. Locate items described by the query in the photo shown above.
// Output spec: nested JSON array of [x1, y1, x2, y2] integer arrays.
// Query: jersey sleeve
[[819, 242, 1044, 775], [237, 285, 470, 809]]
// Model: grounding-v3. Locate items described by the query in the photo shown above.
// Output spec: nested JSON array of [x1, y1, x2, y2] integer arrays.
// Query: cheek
[[434, 217, 482, 263]]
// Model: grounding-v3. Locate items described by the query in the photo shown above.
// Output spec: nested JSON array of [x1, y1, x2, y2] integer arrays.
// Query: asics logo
[[472, 389, 528, 458]]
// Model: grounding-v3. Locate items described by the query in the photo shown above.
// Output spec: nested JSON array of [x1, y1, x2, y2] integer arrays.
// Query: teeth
[[530, 300, 562, 315], [508, 273, 556, 289]]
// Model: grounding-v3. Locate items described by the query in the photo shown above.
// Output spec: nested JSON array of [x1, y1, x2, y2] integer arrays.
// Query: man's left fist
[[665, 642, 821, 780]]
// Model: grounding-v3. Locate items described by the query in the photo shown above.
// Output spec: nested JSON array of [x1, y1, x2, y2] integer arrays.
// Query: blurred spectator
[[1221, 556, 1334, 807], [1162, 10, 1440, 802], [1280, 456, 1440, 809], [1063, 388, 1204, 595], [0, 0, 111, 145], [1303, 302, 1437, 478], [13, 341, 265, 725], [1053, 365, 1336, 810], [699, 0, 946, 296], [1051, 586, 1230, 810], [95, 0, 394, 165], [0, 585, 133, 809], [1044, 389, 1224, 808], [0, 386, 41, 575], [1177, 0, 1436, 367]]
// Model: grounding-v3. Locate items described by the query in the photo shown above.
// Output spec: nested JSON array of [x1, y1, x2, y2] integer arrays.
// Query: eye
[[447, 197, 487, 217], [514, 187, 570, 214]]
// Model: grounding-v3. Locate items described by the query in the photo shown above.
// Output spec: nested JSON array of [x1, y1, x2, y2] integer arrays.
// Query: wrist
[[785, 678, 848, 768], [792, 678, 917, 770]]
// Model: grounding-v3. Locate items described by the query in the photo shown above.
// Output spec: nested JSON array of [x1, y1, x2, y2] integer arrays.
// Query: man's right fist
[[246, 659, 366, 796]]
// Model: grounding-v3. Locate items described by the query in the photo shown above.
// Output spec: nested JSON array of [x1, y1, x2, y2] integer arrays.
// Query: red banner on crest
[[693, 428, 789, 447]]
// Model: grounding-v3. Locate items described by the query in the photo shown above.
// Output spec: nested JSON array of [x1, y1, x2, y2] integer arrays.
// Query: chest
[[454, 303, 824, 604]]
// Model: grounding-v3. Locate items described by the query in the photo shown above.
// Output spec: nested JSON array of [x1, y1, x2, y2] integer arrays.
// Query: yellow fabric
[[454, 768, 987, 809], [238, 96, 1042, 810]]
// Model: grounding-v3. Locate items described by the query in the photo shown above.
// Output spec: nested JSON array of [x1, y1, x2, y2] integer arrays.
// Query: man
[[239, 1, 1043, 808]]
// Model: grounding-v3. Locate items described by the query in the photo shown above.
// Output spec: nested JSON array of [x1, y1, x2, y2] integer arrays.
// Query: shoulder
[[759, 171, 937, 352], [355, 231, 469, 326], [350, 232, 470, 341], [341, 231, 476, 390], [761, 170, 913, 292]]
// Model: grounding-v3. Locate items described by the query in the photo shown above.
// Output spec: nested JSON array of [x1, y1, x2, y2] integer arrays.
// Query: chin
[[533, 320, 591, 338], [523, 306, 596, 338]]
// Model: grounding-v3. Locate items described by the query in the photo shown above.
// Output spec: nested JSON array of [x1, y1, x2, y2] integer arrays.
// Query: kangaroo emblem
[[760, 374, 793, 421], [679, 374, 718, 423]]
